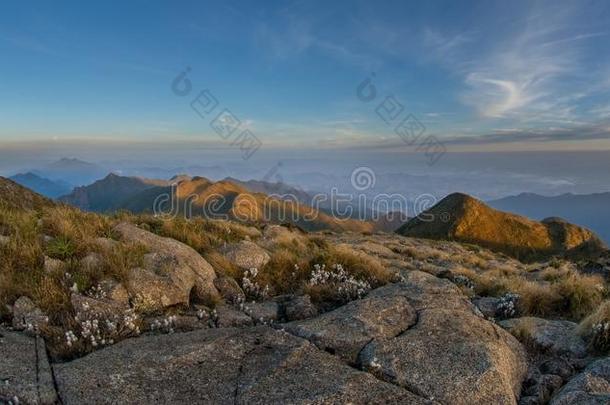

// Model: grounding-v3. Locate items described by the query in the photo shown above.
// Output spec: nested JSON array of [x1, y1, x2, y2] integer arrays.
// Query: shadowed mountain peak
[[59, 173, 169, 212]]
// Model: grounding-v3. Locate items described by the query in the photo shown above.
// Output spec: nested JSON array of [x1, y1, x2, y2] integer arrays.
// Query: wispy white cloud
[[251, 4, 382, 71], [426, 4, 608, 123], [423, 29, 474, 68], [464, 27, 578, 118], [464, 75, 531, 118], [0, 33, 60, 56]]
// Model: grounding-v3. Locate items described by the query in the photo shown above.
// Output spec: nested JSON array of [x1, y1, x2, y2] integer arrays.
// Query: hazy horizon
[[2, 0, 610, 221], [3, 148, 610, 201]]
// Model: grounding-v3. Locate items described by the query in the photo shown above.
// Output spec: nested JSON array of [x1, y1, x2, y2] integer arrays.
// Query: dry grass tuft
[[98, 242, 148, 283], [203, 250, 240, 279], [579, 301, 610, 333], [552, 273, 605, 320], [449, 256, 606, 320], [256, 249, 310, 295], [317, 244, 394, 286], [124, 215, 252, 254], [517, 281, 560, 317]]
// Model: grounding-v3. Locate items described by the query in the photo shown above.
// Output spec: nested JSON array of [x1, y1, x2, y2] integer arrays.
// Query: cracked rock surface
[[53, 326, 431, 404], [356, 272, 528, 404], [0, 328, 57, 404], [550, 357, 610, 404], [283, 284, 417, 364]]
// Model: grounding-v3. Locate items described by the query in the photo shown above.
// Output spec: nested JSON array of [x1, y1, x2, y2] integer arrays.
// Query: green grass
[[46, 236, 77, 260]]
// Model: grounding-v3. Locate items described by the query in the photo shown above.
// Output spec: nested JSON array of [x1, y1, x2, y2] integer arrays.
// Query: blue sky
[[2, 0, 610, 151]]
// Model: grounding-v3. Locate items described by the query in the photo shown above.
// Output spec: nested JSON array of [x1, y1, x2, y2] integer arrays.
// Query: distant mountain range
[[59, 174, 375, 233], [59, 173, 169, 212], [15, 157, 609, 240], [489, 192, 610, 244], [9, 172, 72, 198], [227, 177, 313, 205], [4, 172, 607, 262], [57, 173, 408, 232], [399, 193, 606, 261], [229, 178, 408, 232], [32, 158, 107, 187]]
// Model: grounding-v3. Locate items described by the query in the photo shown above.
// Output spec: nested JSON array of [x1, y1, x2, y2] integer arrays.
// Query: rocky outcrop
[[260, 224, 307, 249], [53, 326, 430, 404], [359, 308, 527, 404], [550, 357, 610, 404], [383, 270, 474, 312], [221, 240, 270, 270], [244, 301, 279, 324], [97, 279, 130, 306], [80, 252, 102, 271], [500, 317, 587, 358], [46, 270, 527, 404], [473, 296, 501, 318], [214, 275, 246, 304], [281, 294, 317, 321], [113, 222, 220, 309], [4, 260, 533, 404], [215, 305, 254, 328], [0, 328, 57, 404], [127, 266, 189, 311], [71, 292, 128, 319], [283, 284, 417, 363], [357, 271, 528, 404], [11, 296, 48, 332]]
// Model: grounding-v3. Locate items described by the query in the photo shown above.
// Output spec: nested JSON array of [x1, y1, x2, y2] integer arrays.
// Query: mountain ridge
[[398, 192, 607, 260], [59, 173, 169, 212], [489, 191, 610, 244], [58, 174, 374, 233], [9, 172, 72, 198], [0, 176, 55, 211]]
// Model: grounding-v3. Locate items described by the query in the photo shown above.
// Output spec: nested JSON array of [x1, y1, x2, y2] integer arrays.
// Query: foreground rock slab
[[360, 308, 527, 404], [358, 271, 528, 404], [283, 284, 417, 363], [11, 296, 48, 332], [551, 357, 610, 404], [500, 317, 587, 358], [0, 328, 57, 404], [53, 326, 430, 404]]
